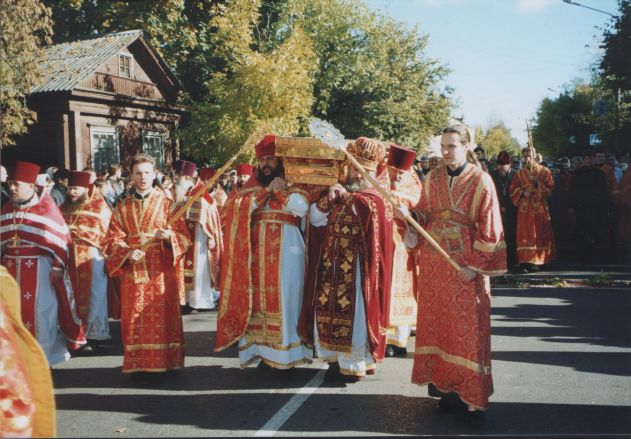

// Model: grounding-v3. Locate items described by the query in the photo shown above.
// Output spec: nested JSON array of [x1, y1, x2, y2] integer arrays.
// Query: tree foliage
[[0, 0, 53, 147], [178, 0, 317, 164], [475, 121, 520, 159], [42, 0, 453, 162], [600, 0, 631, 91]]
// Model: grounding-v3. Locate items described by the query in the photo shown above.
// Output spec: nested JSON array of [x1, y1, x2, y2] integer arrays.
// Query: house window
[[119, 54, 132, 78], [90, 126, 120, 175], [142, 130, 165, 172]]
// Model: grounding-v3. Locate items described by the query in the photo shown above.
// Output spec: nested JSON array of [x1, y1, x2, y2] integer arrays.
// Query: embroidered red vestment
[[174, 183, 223, 305], [0, 193, 86, 349], [103, 190, 190, 372], [389, 170, 422, 330], [215, 180, 309, 351], [411, 164, 506, 410], [62, 190, 112, 323], [300, 188, 393, 362], [510, 164, 555, 264]]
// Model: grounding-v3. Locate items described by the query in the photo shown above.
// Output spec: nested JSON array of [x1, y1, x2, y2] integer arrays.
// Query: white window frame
[[142, 130, 166, 172], [118, 53, 134, 79], [90, 126, 120, 175]]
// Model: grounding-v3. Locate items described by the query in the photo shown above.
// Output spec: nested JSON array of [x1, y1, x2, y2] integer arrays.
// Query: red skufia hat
[[387, 143, 416, 171], [174, 160, 197, 178], [9, 161, 40, 184], [236, 163, 255, 176], [497, 151, 511, 165], [255, 135, 276, 159], [198, 168, 217, 181], [68, 170, 92, 188]]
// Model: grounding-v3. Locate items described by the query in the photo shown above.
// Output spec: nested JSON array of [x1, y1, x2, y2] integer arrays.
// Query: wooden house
[[4, 30, 187, 174]]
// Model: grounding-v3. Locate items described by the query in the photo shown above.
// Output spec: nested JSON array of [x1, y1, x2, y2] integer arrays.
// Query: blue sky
[[365, 0, 618, 145]]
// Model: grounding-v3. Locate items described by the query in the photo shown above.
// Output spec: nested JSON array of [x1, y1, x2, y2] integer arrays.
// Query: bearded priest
[[1, 161, 86, 365], [61, 170, 112, 349], [215, 135, 312, 370], [299, 137, 394, 382], [172, 160, 223, 311]]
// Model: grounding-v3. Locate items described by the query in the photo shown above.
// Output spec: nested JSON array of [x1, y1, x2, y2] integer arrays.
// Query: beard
[[345, 178, 369, 193], [174, 179, 194, 204], [256, 162, 284, 187], [69, 192, 89, 208]]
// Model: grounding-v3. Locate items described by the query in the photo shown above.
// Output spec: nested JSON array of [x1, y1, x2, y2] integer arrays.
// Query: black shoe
[[438, 392, 467, 411], [393, 346, 407, 357], [180, 304, 193, 315], [385, 344, 396, 357], [71, 343, 94, 357], [257, 360, 274, 370], [324, 361, 341, 382]]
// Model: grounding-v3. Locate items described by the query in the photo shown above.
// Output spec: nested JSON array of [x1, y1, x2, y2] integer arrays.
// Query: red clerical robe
[[0, 193, 86, 355], [175, 182, 223, 305], [510, 164, 555, 265], [388, 170, 422, 341], [411, 163, 506, 410], [215, 179, 310, 352], [299, 187, 393, 363], [62, 190, 112, 328], [103, 189, 190, 373]]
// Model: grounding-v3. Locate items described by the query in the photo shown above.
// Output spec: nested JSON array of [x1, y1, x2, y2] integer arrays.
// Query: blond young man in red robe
[[403, 125, 506, 412], [62, 170, 112, 350], [510, 147, 555, 272], [103, 154, 190, 379], [384, 144, 422, 357]]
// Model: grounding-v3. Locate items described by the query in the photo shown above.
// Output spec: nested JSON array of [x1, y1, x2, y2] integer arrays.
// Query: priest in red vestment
[[199, 168, 227, 208], [215, 135, 312, 369], [299, 137, 393, 382], [407, 125, 506, 412], [103, 154, 190, 376], [510, 147, 555, 272], [62, 170, 112, 349], [172, 160, 223, 310], [385, 144, 422, 357], [1, 161, 86, 365]]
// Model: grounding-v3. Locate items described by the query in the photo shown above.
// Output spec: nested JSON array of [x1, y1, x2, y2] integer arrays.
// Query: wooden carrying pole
[[138, 139, 250, 252], [342, 149, 462, 272]]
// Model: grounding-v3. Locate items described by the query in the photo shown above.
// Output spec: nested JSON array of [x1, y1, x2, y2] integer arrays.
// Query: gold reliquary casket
[[275, 137, 346, 186]]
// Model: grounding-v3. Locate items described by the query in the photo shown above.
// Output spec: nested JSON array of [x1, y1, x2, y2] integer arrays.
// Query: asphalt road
[[53, 278, 631, 437]]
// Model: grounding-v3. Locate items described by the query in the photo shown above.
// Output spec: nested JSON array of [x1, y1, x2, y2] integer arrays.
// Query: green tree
[[0, 0, 53, 147], [177, 0, 317, 164], [600, 0, 631, 91], [279, 0, 451, 150], [598, 0, 631, 154], [532, 82, 594, 159], [477, 120, 520, 159]]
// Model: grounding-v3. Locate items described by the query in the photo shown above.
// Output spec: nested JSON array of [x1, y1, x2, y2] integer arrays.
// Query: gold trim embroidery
[[415, 346, 492, 375]]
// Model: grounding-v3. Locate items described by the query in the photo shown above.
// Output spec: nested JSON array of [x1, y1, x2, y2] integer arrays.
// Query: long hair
[[442, 124, 480, 168]]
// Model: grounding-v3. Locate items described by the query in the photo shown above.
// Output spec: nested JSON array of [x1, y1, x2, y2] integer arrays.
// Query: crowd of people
[[412, 147, 631, 271], [2, 125, 630, 435]]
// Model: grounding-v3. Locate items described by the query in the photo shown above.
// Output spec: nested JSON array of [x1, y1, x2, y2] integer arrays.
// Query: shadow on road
[[54, 392, 631, 436], [52, 364, 320, 391], [492, 287, 631, 350]]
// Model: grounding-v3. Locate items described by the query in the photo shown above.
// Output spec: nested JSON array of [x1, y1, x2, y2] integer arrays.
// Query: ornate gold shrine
[[275, 137, 346, 186]]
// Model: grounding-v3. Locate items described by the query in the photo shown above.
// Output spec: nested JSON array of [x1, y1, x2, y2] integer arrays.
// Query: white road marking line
[[254, 365, 327, 437]]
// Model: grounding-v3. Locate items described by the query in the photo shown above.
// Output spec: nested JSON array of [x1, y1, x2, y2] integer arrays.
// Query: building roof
[[31, 29, 177, 94]]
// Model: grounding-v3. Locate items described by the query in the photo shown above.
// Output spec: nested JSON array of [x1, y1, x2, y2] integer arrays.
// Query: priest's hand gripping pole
[[344, 149, 462, 272], [308, 118, 461, 272], [138, 132, 258, 253]]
